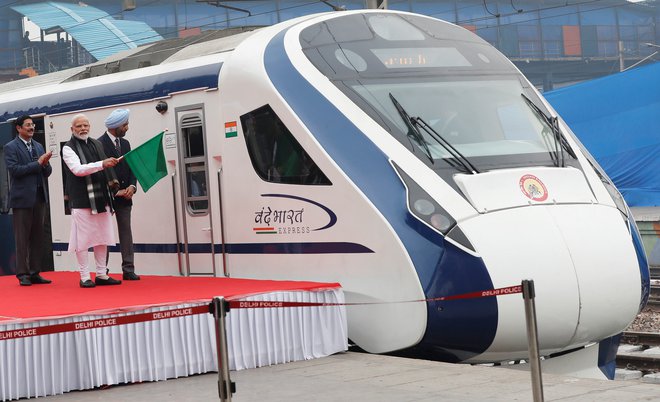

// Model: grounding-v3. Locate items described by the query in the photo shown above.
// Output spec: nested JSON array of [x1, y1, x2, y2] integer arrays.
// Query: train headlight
[[430, 213, 452, 232], [414, 198, 452, 232], [392, 162, 456, 235], [413, 199, 435, 215]]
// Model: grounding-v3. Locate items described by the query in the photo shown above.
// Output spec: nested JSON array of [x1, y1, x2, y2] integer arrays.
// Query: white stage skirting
[[0, 289, 347, 401]]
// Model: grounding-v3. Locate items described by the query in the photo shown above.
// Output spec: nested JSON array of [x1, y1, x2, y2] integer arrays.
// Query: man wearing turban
[[98, 108, 140, 280]]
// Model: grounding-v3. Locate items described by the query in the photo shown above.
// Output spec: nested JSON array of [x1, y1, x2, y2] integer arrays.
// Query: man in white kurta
[[62, 114, 122, 288]]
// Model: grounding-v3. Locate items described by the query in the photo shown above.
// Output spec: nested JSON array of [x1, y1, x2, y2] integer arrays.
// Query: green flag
[[123, 131, 167, 192]]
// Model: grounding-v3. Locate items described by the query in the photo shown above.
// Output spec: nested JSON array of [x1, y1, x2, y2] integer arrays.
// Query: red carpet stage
[[0, 272, 347, 401], [0, 271, 343, 323]]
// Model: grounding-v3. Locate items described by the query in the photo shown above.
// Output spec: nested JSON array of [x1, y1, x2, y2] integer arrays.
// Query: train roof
[[0, 27, 261, 122]]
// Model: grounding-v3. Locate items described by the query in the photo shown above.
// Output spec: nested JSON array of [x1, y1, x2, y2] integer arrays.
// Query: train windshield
[[301, 13, 578, 173]]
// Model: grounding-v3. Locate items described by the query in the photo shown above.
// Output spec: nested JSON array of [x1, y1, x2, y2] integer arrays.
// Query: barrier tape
[[0, 305, 208, 341], [230, 285, 523, 309], [0, 285, 522, 341]]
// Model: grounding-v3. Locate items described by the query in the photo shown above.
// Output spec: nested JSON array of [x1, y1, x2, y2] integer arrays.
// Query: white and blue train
[[0, 10, 649, 379]]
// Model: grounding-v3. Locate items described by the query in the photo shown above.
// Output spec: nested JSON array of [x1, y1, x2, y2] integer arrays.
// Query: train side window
[[240, 105, 331, 185], [180, 114, 209, 215]]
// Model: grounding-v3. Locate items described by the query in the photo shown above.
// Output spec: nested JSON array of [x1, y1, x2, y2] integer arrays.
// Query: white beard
[[73, 132, 89, 141]]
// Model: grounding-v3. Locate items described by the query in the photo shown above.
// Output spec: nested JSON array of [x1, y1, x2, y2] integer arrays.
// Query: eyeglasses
[[22, 123, 35, 128]]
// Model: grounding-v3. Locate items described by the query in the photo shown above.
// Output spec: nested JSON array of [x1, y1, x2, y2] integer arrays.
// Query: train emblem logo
[[253, 194, 337, 235], [519, 174, 548, 202]]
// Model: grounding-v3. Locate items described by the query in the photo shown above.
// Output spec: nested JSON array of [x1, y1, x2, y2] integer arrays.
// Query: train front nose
[[460, 203, 642, 362]]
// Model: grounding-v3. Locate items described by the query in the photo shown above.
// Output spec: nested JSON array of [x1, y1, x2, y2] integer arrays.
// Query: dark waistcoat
[[64, 137, 116, 213]]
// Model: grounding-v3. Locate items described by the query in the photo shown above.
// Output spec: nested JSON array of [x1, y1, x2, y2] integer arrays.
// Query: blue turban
[[105, 108, 130, 129]]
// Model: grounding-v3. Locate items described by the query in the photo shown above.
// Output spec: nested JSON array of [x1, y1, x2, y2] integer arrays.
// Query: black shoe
[[30, 274, 52, 284], [19, 277, 32, 286], [80, 279, 96, 288], [123, 272, 140, 281], [95, 276, 122, 286]]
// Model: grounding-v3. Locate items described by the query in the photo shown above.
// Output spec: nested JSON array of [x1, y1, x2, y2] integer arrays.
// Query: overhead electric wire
[[16, 0, 645, 55], [425, 0, 599, 23], [458, 0, 645, 28], [9, 0, 657, 70]]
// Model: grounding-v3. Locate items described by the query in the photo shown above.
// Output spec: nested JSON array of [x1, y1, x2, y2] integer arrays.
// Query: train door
[[175, 106, 215, 276]]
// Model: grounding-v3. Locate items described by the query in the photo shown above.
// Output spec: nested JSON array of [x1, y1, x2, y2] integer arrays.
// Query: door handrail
[[171, 173, 183, 276], [217, 167, 228, 277]]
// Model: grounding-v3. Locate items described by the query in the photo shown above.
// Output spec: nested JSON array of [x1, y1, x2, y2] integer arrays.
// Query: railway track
[[617, 353, 660, 372], [649, 284, 660, 310], [622, 331, 660, 347], [650, 265, 660, 280], [650, 299, 660, 310], [649, 263, 659, 310], [618, 331, 660, 373]]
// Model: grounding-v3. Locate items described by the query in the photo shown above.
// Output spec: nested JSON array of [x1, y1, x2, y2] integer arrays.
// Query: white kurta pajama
[[63, 145, 116, 281], [68, 207, 115, 252]]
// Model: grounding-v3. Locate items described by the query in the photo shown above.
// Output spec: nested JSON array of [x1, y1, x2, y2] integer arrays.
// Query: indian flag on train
[[122, 131, 168, 192], [225, 121, 238, 138]]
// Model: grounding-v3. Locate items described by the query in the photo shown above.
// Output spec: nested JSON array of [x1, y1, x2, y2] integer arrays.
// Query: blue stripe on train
[[0, 63, 222, 122], [264, 28, 445, 291], [52, 242, 373, 254], [263, 24, 497, 359]]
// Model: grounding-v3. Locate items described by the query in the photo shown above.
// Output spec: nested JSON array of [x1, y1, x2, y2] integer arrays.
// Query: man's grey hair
[[71, 113, 88, 126]]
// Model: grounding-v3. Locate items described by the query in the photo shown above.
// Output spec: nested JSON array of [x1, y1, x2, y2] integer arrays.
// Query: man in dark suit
[[98, 109, 140, 280], [4, 115, 53, 286]]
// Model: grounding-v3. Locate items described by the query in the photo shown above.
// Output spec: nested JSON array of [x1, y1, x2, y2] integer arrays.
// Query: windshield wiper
[[389, 93, 479, 174], [411, 116, 479, 174], [521, 93, 575, 167], [389, 93, 434, 164]]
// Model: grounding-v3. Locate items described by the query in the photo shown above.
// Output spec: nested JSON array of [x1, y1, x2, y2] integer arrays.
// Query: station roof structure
[[11, 1, 163, 61], [545, 62, 660, 207]]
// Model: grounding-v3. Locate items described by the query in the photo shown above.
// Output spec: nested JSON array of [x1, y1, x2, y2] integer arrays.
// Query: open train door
[[174, 105, 216, 276]]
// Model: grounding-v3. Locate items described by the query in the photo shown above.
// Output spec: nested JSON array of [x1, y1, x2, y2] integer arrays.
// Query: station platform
[[36, 352, 659, 401]]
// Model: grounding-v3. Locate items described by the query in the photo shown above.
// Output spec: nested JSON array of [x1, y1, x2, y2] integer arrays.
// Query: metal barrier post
[[522, 279, 544, 402], [211, 297, 235, 401]]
